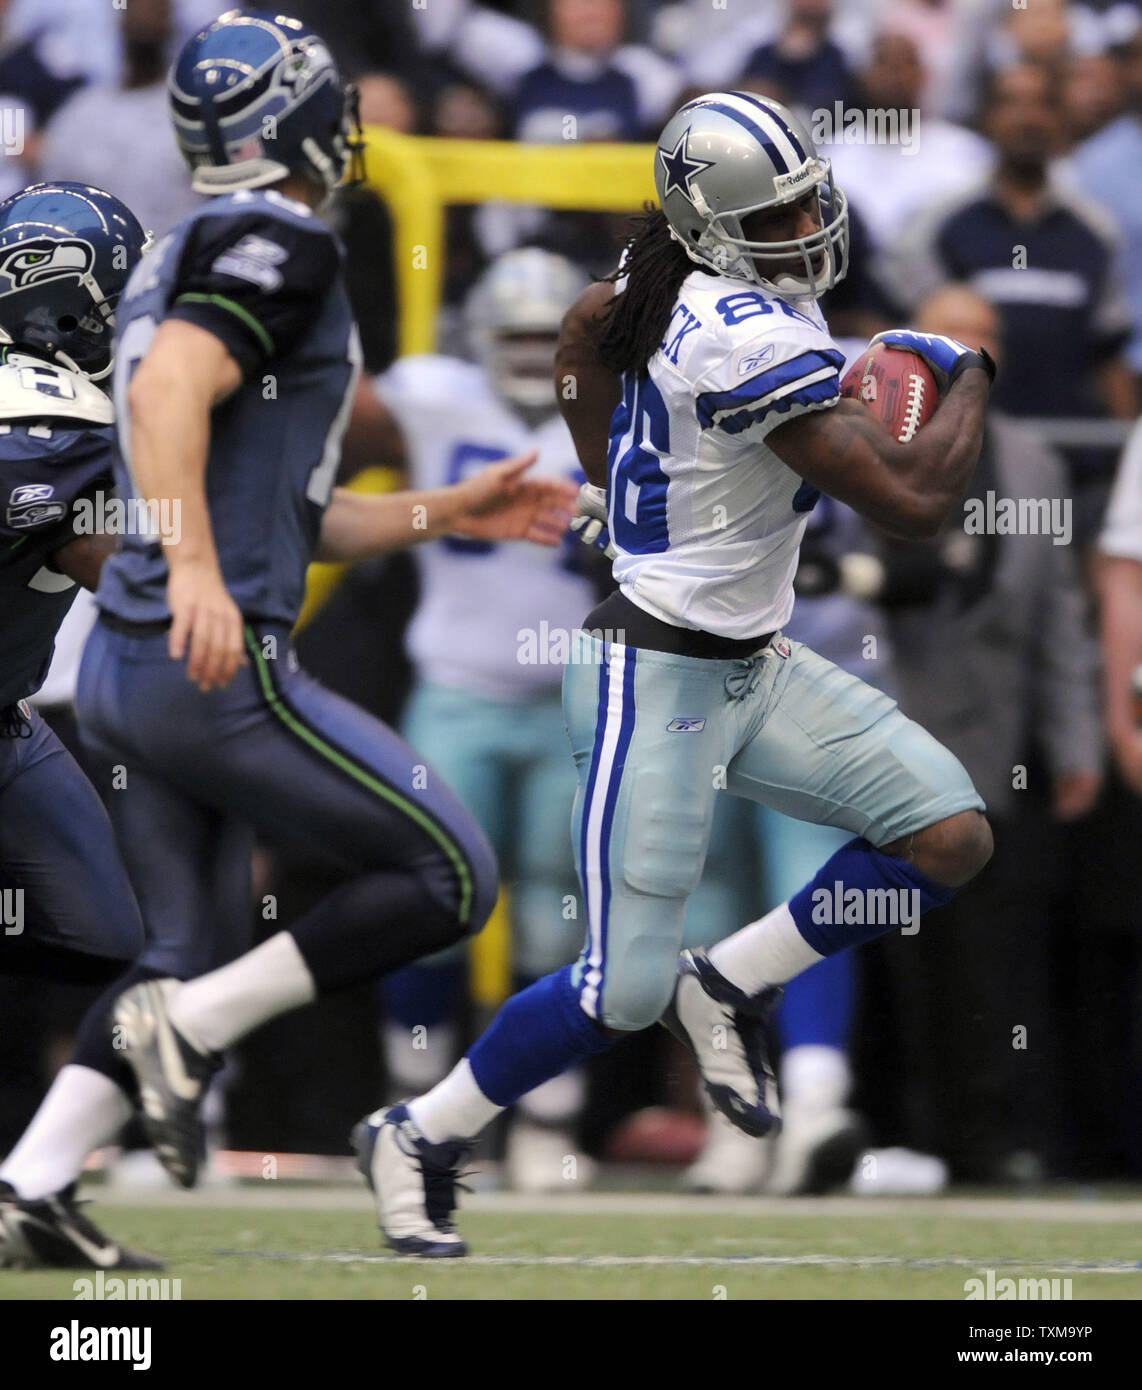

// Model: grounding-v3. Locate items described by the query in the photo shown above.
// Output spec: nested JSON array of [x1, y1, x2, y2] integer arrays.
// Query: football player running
[[0, 182, 158, 1268], [375, 248, 601, 1191], [1, 10, 574, 1266], [357, 92, 996, 1256]]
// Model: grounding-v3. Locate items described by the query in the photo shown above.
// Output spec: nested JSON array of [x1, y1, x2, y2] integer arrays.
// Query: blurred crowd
[[3, 0, 1142, 1193]]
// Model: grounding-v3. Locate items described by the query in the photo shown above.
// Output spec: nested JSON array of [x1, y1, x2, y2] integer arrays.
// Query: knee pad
[[619, 768, 711, 899], [596, 931, 680, 1032]]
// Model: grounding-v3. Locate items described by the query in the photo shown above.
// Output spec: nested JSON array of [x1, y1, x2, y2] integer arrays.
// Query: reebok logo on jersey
[[212, 234, 289, 292], [7, 484, 65, 529], [10, 483, 54, 506], [738, 345, 775, 376], [667, 718, 706, 732]]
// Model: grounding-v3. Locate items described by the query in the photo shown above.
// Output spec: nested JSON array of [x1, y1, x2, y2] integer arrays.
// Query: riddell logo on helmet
[[772, 163, 819, 199]]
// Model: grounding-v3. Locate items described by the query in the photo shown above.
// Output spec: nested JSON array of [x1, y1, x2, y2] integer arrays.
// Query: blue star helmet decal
[[657, 130, 715, 203]]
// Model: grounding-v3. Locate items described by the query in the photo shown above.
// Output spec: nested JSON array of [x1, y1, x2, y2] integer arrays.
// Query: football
[[840, 340, 939, 443]]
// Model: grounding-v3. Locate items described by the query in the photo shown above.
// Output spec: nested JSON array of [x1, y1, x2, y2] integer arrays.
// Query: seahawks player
[[377, 248, 598, 1189], [0, 10, 574, 1243], [358, 92, 996, 1256], [0, 181, 160, 1269]]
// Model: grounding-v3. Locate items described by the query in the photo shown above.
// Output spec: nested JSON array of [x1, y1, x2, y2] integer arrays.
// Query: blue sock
[[379, 959, 465, 1030], [789, 837, 957, 956], [779, 950, 854, 1050], [467, 965, 614, 1108]]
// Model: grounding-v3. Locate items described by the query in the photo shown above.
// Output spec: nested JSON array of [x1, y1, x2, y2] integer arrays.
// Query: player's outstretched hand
[[167, 558, 246, 692], [451, 451, 578, 545], [871, 330, 997, 395], [569, 482, 616, 559]]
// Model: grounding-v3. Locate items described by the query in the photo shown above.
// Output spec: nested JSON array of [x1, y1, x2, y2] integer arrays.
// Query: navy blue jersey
[[97, 189, 361, 628], [0, 352, 114, 709], [925, 188, 1129, 421]]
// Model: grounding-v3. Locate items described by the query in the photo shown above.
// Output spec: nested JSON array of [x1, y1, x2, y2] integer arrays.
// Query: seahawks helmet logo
[[0, 237, 95, 294], [274, 38, 335, 102]]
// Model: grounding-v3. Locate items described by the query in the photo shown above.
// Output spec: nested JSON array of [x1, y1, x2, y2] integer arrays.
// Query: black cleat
[[0, 1181, 162, 1270], [113, 979, 221, 1189]]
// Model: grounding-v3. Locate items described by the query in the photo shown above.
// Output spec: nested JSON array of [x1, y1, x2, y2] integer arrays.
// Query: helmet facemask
[[485, 330, 561, 415], [679, 159, 849, 301]]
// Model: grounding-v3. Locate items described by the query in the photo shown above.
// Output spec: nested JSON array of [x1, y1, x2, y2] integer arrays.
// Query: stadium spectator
[[6, 0, 223, 87], [1062, 51, 1125, 144], [37, 0, 199, 238], [681, 0, 872, 105], [820, 31, 993, 258], [326, 74, 415, 374], [738, 0, 859, 120], [863, 284, 1102, 1182], [892, 62, 1137, 548], [1069, 30, 1142, 385], [0, 0, 85, 132], [869, 0, 959, 116], [509, 0, 680, 143]]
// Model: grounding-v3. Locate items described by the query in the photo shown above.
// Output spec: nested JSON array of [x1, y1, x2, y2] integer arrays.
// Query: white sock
[[406, 1058, 502, 1144], [517, 1066, 585, 1126], [382, 1019, 457, 1096], [0, 1066, 132, 1200], [708, 901, 824, 994], [168, 932, 316, 1054], [781, 1045, 851, 1112]]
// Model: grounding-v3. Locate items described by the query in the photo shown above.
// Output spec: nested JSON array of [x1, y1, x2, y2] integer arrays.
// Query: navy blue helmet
[[0, 182, 150, 380], [169, 9, 364, 201]]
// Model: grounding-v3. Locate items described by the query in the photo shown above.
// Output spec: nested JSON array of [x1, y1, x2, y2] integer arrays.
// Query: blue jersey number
[[442, 442, 509, 555], [609, 373, 670, 554]]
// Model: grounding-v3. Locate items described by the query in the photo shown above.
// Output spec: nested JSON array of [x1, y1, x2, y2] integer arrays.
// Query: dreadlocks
[[596, 204, 697, 378]]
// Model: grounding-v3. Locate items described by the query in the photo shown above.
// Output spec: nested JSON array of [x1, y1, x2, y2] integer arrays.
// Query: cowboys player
[[357, 92, 996, 1255], [1, 10, 574, 1264], [0, 182, 159, 1268], [376, 248, 600, 1190]]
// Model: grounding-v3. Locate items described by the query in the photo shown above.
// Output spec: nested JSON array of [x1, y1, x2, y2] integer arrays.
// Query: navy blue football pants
[[0, 706, 143, 981], [76, 619, 499, 991]]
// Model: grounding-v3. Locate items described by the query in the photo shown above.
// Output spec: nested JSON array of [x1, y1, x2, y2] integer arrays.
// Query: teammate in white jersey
[[355, 92, 997, 1256], [374, 249, 600, 1189]]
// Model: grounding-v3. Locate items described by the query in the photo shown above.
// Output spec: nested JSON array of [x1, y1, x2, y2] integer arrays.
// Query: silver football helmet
[[466, 248, 589, 414], [654, 91, 849, 299]]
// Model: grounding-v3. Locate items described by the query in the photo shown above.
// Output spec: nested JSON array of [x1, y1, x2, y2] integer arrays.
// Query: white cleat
[[661, 950, 783, 1137], [352, 1104, 471, 1257], [767, 1106, 868, 1195]]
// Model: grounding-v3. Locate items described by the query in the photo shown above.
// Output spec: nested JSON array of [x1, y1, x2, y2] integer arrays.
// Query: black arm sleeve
[[164, 211, 341, 377]]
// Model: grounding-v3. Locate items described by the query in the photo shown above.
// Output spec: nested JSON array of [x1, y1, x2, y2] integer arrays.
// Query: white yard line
[[218, 1249, 1142, 1272], [91, 1185, 1142, 1223]]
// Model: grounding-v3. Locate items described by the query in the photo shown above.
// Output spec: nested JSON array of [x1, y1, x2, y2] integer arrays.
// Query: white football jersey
[[376, 355, 594, 699], [609, 268, 845, 639]]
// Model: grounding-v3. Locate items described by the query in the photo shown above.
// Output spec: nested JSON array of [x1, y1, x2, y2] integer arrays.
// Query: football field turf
[[4, 1188, 1141, 1301]]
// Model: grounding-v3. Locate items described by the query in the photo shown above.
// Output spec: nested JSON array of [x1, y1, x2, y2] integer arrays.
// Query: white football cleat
[[661, 950, 783, 1137], [767, 1105, 867, 1195], [352, 1104, 471, 1257]]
